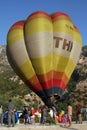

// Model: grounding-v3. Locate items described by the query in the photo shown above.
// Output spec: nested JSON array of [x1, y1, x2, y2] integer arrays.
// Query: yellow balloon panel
[[7, 30, 24, 45], [7, 21, 47, 99], [25, 12, 52, 36], [24, 12, 54, 92], [51, 12, 82, 92]]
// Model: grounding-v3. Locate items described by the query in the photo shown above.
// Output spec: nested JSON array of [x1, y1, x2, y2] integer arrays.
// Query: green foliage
[[0, 96, 8, 112], [82, 45, 87, 56], [12, 98, 24, 111], [0, 96, 24, 111], [0, 63, 32, 111], [54, 99, 68, 113]]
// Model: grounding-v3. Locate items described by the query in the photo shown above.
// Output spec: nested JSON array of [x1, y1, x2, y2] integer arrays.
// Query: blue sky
[[0, 0, 87, 46]]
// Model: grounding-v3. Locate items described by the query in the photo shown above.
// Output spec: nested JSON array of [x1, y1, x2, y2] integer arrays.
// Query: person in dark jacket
[[76, 104, 82, 124], [40, 106, 47, 125], [8, 99, 16, 127], [23, 105, 29, 124]]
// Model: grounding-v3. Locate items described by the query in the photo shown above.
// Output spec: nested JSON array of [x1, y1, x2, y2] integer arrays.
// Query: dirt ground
[[0, 122, 87, 130]]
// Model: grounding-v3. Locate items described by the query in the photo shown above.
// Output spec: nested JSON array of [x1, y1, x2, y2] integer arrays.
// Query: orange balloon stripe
[[37, 70, 68, 84], [51, 12, 70, 18], [26, 79, 43, 92], [26, 11, 51, 23], [27, 74, 42, 86], [8, 22, 24, 32], [26, 78, 66, 92], [53, 71, 68, 84], [52, 15, 72, 23], [29, 11, 50, 17], [51, 12, 72, 22], [10, 25, 23, 31], [27, 15, 51, 22], [37, 70, 53, 82], [11, 22, 24, 28]]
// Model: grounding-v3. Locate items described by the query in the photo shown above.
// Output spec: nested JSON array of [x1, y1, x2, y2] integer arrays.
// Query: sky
[[0, 0, 87, 46]]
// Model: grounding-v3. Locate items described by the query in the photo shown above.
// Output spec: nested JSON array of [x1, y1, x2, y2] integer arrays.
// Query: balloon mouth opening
[[50, 94, 60, 101], [44, 94, 61, 108], [54, 94, 60, 99], [47, 94, 60, 106]]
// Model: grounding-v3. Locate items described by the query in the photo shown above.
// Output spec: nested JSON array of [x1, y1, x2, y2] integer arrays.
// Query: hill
[[67, 45, 87, 107], [0, 45, 87, 110]]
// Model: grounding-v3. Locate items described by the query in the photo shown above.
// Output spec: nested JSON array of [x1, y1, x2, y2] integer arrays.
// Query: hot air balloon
[[6, 11, 82, 107]]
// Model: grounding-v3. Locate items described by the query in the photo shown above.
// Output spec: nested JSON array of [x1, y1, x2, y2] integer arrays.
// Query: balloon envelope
[[6, 11, 82, 107]]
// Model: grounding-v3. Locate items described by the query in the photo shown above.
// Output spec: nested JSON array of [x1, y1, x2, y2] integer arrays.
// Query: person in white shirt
[[49, 108, 54, 118]]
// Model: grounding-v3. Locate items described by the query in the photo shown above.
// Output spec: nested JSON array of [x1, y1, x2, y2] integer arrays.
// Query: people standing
[[8, 99, 16, 127], [0, 105, 3, 125], [76, 104, 80, 123], [85, 108, 87, 121], [76, 104, 82, 124], [37, 107, 42, 123], [40, 106, 47, 125], [67, 103, 72, 127], [23, 105, 29, 124], [49, 108, 54, 119], [30, 107, 35, 124]]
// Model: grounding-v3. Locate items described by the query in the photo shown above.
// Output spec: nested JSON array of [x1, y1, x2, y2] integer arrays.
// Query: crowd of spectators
[[0, 101, 87, 127]]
